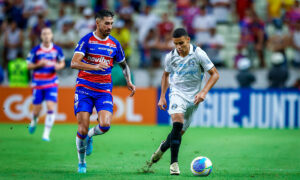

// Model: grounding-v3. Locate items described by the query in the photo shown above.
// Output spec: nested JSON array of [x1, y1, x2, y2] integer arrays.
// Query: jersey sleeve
[[56, 47, 65, 62], [74, 35, 89, 56], [195, 47, 214, 71], [114, 41, 125, 63], [164, 52, 172, 72], [26, 48, 36, 64]]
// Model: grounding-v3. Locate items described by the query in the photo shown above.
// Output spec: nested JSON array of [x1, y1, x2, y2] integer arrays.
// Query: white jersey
[[165, 44, 214, 102]]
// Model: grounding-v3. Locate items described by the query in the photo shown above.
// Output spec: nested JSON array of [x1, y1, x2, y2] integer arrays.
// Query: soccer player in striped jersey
[[148, 28, 219, 175], [27, 27, 65, 141], [71, 9, 136, 173]]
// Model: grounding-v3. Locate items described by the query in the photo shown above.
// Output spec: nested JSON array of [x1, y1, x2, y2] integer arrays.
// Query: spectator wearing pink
[[23, 0, 48, 28], [211, 0, 231, 24], [4, 19, 23, 67], [182, 0, 199, 39], [285, 0, 300, 31], [175, 0, 191, 17], [192, 5, 216, 46], [74, 7, 95, 38]]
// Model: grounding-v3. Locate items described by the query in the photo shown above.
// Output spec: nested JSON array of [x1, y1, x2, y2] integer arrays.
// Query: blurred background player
[[71, 9, 135, 173], [148, 28, 219, 175], [27, 27, 65, 141]]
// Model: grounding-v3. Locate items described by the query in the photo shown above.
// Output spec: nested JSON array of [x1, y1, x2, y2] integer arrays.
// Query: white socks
[[43, 111, 55, 140], [30, 115, 38, 127], [76, 132, 87, 164], [88, 125, 110, 137]]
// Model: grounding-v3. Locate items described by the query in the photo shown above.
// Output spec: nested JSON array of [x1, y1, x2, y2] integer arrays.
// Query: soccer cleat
[[42, 137, 50, 142], [149, 141, 165, 167], [28, 125, 36, 134], [78, 163, 87, 173], [170, 162, 180, 175], [86, 136, 93, 156]]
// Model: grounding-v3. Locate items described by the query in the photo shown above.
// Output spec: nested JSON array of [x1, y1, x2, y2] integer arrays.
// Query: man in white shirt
[[148, 28, 219, 175]]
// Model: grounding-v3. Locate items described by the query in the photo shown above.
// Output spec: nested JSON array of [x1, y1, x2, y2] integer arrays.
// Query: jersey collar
[[174, 44, 193, 57], [41, 42, 53, 51], [93, 31, 109, 41]]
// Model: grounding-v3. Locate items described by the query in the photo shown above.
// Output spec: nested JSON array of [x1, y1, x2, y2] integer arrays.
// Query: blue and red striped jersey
[[74, 32, 125, 94], [26, 43, 65, 89]]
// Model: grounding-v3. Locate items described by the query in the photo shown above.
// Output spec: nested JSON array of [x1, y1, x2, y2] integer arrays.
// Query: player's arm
[[119, 61, 136, 97], [27, 60, 48, 70], [194, 67, 219, 105], [70, 53, 109, 71], [158, 71, 170, 111]]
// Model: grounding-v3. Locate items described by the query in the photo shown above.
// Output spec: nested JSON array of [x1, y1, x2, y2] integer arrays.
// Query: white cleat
[[170, 162, 180, 175], [149, 141, 165, 167]]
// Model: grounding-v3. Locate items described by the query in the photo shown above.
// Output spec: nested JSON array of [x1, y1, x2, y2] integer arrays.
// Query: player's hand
[[127, 82, 136, 97], [194, 91, 206, 105], [95, 62, 110, 71], [158, 97, 167, 111], [36, 60, 48, 67]]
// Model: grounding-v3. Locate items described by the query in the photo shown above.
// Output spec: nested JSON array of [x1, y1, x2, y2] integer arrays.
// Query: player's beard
[[100, 29, 111, 37]]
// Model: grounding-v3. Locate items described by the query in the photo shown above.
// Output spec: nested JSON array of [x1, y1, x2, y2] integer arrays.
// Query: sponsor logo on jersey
[[86, 56, 111, 64], [107, 49, 113, 55], [171, 104, 178, 110], [79, 41, 85, 51]]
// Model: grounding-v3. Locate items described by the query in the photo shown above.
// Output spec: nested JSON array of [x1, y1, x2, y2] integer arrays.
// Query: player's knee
[[99, 124, 110, 133], [78, 126, 89, 135]]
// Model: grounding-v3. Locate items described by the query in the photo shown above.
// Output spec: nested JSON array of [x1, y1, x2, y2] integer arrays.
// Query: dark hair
[[172, 28, 188, 38], [95, 9, 114, 19]]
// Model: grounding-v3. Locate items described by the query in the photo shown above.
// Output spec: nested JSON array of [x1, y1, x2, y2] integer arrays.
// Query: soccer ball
[[190, 156, 213, 176]]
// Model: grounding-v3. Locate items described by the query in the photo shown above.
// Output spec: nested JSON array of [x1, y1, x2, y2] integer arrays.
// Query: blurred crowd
[[0, 0, 299, 89]]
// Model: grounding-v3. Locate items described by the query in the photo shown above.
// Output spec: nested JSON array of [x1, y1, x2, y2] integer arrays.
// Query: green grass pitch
[[0, 124, 300, 180]]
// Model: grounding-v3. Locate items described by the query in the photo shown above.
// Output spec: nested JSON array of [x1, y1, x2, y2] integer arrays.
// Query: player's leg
[[29, 89, 43, 134], [42, 87, 58, 141], [88, 93, 113, 138], [76, 111, 90, 173], [42, 100, 56, 141], [169, 113, 184, 175], [74, 92, 93, 173]]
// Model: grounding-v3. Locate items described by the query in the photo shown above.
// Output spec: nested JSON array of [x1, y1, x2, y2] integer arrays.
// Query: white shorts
[[168, 94, 198, 131]]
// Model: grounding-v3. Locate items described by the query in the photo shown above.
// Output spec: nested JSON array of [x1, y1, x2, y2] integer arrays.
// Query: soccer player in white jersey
[[148, 28, 219, 175]]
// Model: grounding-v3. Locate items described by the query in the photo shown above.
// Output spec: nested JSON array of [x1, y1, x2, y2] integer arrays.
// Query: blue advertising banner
[[157, 88, 300, 128]]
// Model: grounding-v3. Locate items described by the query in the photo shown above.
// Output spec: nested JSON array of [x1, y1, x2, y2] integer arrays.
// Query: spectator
[[210, 0, 231, 24], [75, 0, 89, 14], [134, 5, 160, 67], [4, 0, 26, 29], [201, 26, 225, 67], [267, 20, 289, 66], [235, 0, 254, 23], [23, 0, 48, 28], [240, 9, 267, 68], [236, 57, 256, 88], [118, 0, 134, 29], [111, 20, 132, 61], [285, 0, 300, 31], [143, 28, 160, 68], [75, 7, 95, 38], [192, 5, 216, 46], [234, 44, 246, 69], [29, 13, 51, 48], [290, 19, 300, 68], [182, 0, 200, 39], [157, 13, 174, 39], [267, 0, 282, 24], [268, 53, 289, 88], [4, 19, 23, 68], [7, 52, 29, 87], [54, 19, 76, 67]]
